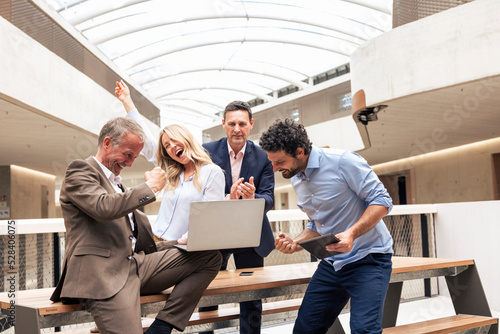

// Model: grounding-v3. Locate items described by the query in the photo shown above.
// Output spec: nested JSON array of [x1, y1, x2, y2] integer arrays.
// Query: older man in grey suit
[[50, 117, 222, 334]]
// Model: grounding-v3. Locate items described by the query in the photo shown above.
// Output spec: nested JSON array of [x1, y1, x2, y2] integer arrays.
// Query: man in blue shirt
[[259, 118, 393, 334]]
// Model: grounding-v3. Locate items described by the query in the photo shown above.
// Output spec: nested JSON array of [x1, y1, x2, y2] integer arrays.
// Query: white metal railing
[[0, 204, 437, 236]]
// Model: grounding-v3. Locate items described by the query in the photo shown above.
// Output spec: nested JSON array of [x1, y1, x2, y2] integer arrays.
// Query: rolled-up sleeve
[[340, 151, 393, 214]]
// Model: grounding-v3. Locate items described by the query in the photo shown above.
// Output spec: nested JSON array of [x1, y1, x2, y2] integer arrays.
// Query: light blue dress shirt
[[126, 109, 225, 240], [291, 146, 393, 271], [154, 164, 225, 240]]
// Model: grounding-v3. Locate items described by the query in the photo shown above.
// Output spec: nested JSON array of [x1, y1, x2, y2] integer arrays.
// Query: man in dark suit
[[201, 101, 275, 334], [50, 117, 222, 334]]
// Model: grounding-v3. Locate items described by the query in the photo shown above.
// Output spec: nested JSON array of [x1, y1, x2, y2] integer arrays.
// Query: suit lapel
[[86, 157, 134, 235], [87, 157, 115, 194]]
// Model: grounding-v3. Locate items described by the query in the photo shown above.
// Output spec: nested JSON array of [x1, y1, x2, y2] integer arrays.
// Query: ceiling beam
[[140, 67, 309, 90], [154, 86, 275, 103], [123, 40, 350, 71], [85, 15, 375, 45]]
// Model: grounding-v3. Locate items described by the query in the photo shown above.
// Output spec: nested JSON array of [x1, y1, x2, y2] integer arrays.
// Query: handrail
[[266, 204, 437, 222], [0, 204, 437, 236]]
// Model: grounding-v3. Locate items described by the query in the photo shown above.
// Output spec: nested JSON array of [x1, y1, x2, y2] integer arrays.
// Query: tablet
[[298, 233, 341, 259]]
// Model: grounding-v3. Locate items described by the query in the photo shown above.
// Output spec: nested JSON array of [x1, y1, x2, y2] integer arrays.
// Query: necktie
[[132, 214, 138, 239]]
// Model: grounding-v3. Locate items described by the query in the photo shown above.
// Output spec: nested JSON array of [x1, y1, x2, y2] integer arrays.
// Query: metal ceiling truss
[[45, 0, 392, 130]]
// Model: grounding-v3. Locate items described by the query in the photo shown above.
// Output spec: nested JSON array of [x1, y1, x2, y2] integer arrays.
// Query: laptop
[[174, 198, 265, 252]]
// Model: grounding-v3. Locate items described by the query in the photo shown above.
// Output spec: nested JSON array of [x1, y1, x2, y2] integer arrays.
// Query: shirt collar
[[227, 141, 247, 158], [93, 156, 122, 186], [294, 145, 321, 180], [305, 145, 321, 170]]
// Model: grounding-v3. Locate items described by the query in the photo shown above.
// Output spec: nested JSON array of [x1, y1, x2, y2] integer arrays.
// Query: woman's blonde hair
[[156, 124, 214, 191]]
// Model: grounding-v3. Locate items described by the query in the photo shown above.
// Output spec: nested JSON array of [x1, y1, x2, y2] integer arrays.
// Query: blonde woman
[[115, 80, 225, 244]]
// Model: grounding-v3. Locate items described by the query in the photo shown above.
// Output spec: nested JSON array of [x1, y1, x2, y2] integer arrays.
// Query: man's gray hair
[[97, 117, 147, 147]]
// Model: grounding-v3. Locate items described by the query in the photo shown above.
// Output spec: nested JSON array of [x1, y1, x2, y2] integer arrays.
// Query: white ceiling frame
[[342, 0, 392, 14], [141, 67, 310, 90], [58, 0, 152, 25], [43, 0, 392, 132], [62, 0, 391, 28], [158, 97, 226, 112], [159, 106, 221, 123], [129, 54, 313, 78], [112, 24, 362, 61], [154, 86, 276, 103], [158, 103, 219, 121], [84, 14, 375, 45], [123, 40, 351, 72]]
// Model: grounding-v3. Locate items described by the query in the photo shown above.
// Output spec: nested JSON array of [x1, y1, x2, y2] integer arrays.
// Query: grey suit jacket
[[51, 157, 157, 302]]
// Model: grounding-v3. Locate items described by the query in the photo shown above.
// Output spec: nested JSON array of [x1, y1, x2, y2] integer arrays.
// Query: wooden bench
[[59, 298, 303, 333], [1, 263, 314, 333], [1, 257, 498, 334], [54, 313, 499, 334], [383, 314, 498, 334]]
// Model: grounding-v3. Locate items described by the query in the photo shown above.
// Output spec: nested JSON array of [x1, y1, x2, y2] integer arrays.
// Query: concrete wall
[[373, 137, 500, 204], [434, 200, 500, 315], [0, 166, 11, 219], [11, 165, 56, 219], [0, 16, 106, 136], [0, 15, 159, 138], [1, 165, 56, 219], [350, 0, 500, 106]]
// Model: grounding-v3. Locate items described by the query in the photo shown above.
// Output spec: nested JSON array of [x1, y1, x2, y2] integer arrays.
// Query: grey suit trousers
[[81, 247, 222, 334]]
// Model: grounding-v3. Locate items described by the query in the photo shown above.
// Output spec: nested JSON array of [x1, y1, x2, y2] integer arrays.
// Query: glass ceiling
[[43, 0, 392, 132]]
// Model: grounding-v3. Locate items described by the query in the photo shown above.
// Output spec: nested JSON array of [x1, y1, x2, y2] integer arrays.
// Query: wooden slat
[[50, 314, 500, 334], [188, 298, 302, 326], [57, 329, 96, 334], [261, 298, 302, 315], [383, 314, 498, 334], [391, 257, 474, 274]]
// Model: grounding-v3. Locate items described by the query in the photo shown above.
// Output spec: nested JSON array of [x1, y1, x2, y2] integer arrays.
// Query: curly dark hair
[[259, 118, 312, 157]]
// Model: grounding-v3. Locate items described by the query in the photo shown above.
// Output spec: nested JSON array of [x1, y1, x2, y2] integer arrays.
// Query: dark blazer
[[51, 157, 157, 302], [203, 138, 275, 257]]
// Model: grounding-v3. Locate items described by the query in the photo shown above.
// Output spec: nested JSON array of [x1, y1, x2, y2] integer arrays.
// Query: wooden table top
[[0, 256, 474, 316]]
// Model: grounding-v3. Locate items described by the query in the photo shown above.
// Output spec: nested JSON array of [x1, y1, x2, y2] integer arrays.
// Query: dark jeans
[[294, 253, 392, 334], [199, 248, 264, 334]]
